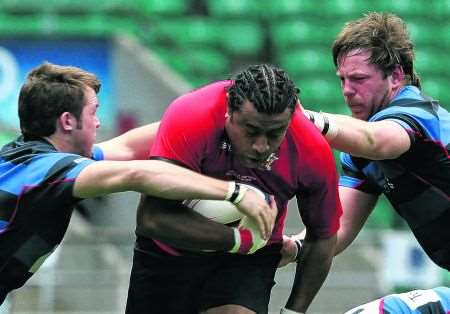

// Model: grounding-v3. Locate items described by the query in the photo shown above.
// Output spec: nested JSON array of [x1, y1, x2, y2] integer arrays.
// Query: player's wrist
[[291, 237, 304, 263], [229, 227, 241, 253], [225, 182, 248, 205], [229, 226, 260, 254], [280, 307, 304, 314], [304, 109, 339, 140]]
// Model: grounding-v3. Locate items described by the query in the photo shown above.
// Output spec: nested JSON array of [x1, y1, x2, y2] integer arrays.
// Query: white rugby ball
[[183, 184, 266, 224], [183, 184, 269, 253]]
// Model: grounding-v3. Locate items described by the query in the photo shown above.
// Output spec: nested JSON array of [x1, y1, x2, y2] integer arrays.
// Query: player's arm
[[96, 122, 160, 160], [135, 195, 235, 252], [73, 159, 275, 239], [284, 233, 337, 313], [282, 141, 341, 313], [279, 187, 378, 266], [304, 110, 411, 160], [336, 186, 378, 254]]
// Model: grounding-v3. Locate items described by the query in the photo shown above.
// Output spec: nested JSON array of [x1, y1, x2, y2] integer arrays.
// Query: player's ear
[[391, 65, 405, 87], [58, 112, 76, 131]]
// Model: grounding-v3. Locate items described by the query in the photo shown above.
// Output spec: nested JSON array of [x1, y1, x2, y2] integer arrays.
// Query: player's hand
[[278, 234, 304, 268], [236, 191, 277, 240]]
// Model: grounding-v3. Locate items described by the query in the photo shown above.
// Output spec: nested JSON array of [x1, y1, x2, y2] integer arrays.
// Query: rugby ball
[[183, 184, 266, 224], [183, 184, 269, 253]]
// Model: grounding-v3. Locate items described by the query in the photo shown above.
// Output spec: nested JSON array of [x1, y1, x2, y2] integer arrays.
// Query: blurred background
[[0, 0, 448, 313]]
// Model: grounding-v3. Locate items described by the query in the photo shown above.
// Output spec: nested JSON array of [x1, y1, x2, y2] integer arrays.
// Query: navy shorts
[[125, 238, 282, 314]]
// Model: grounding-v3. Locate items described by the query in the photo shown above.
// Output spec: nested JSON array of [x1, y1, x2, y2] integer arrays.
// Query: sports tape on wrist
[[232, 184, 248, 205], [229, 227, 254, 254], [229, 227, 241, 253], [225, 181, 236, 201], [306, 110, 339, 140], [294, 239, 304, 262], [320, 111, 339, 140], [228, 183, 241, 203]]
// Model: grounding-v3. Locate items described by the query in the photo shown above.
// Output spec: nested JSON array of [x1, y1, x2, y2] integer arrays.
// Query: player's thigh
[[199, 244, 282, 314], [126, 247, 217, 314]]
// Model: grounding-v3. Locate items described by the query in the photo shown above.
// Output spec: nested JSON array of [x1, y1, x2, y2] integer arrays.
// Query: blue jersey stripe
[[0, 153, 93, 195]]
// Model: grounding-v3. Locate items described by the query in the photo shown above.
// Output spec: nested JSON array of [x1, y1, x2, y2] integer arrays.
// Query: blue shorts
[[125, 237, 282, 314]]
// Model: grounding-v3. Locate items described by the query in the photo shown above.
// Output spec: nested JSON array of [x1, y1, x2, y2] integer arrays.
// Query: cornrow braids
[[332, 12, 421, 89], [228, 64, 299, 114]]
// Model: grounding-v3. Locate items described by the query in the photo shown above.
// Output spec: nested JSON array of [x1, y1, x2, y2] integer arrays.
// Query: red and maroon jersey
[[151, 80, 342, 249]]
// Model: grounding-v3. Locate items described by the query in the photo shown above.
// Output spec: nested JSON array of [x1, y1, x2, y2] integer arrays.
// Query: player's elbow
[[361, 143, 403, 160]]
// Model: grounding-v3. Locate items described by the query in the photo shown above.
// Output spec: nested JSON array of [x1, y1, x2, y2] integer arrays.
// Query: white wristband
[[280, 307, 304, 314], [321, 111, 339, 140], [232, 185, 248, 205], [229, 227, 241, 253], [304, 110, 339, 140], [225, 181, 236, 201]]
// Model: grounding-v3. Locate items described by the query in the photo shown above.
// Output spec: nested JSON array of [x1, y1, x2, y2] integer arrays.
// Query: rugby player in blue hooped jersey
[[0, 62, 276, 304], [343, 286, 450, 314], [281, 12, 450, 274]]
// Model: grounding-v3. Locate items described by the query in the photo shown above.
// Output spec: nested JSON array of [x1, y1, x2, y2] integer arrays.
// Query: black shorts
[[125, 238, 282, 314]]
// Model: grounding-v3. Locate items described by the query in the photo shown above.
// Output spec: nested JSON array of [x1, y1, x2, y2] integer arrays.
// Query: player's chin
[[241, 156, 266, 168]]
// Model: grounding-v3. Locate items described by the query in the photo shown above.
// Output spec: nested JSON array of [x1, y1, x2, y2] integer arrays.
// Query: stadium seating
[[277, 48, 335, 74], [218, 21, 264, 56], [0, 14, 48, 36], [415, 49, 449, 75], [205, 0, 259, 19], [138, 0, 188, 16], [0, 0, 48, 15], [421, 78, 450, 105], [143, 17, 219, 48]]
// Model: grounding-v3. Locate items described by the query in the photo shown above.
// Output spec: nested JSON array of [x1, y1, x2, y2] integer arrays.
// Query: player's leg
[[199, 244, 282, 314], [125, 238, 218, 314], [0, 285, 9, 305]]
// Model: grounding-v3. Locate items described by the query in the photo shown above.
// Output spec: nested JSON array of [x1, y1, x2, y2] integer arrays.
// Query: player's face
[[72, 87, 100, 157], [225, 100, 292, 169], [337, 49, 397, 121]]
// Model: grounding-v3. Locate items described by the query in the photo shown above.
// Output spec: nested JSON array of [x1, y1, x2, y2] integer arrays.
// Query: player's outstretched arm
[[96, 122, 160, 160], [304, 109, 411, 160], [335, 187, 378, 254], [73, 159, 275, 240]]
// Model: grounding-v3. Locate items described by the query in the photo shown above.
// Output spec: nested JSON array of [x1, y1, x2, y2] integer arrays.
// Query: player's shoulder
[[163, 80, 230, 124], [372, 97, 438, 123]]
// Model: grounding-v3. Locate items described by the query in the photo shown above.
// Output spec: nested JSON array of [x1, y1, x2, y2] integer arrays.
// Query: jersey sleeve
[[39, 154, 95, 201], [150, 86, 222, 171], [91, 145, 104, 161], [339, 152, 381, 195], [370, 102, 441, 147], [294, 121, 342, 238]]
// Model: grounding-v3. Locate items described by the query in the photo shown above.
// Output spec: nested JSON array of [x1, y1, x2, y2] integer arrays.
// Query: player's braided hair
[[227, 64, 299, 114], [332, 12, 421, 89]]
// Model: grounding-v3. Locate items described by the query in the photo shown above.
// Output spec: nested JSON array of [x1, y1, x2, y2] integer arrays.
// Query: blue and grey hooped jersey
[[339, 86, 450, 270], [0, 136, 94, 290], [344, 287, 450, 314]]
